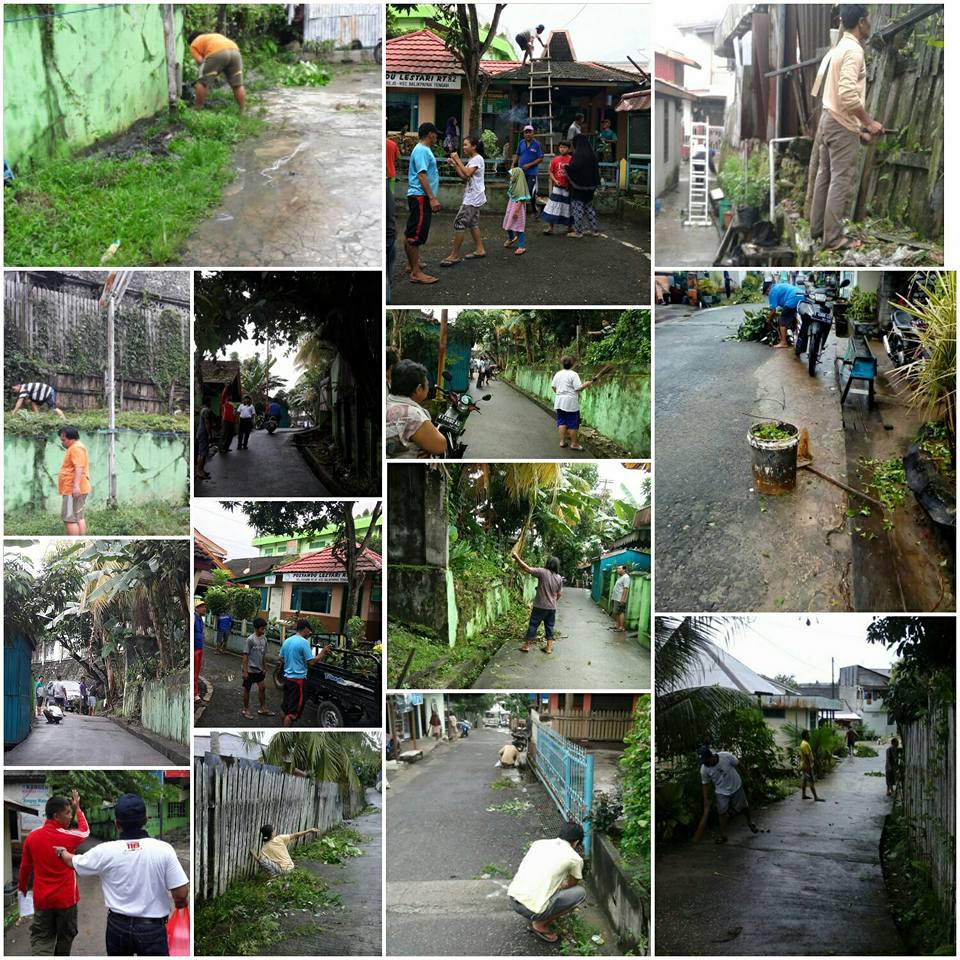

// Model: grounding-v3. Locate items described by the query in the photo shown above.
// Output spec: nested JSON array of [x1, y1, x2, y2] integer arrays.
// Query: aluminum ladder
[[685, 121, 711, 226], [527, 47, 555, 154]]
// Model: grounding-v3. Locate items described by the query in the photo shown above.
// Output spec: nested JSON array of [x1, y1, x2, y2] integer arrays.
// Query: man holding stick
[[695, 746, 759, 843]]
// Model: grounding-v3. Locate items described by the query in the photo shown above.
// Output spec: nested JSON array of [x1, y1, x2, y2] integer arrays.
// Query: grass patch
[[5, 499, 189, 537], [5, 103, 265, 266], [297, 825, 365, 864], [475, 863, 511, 879], [4, 902, 18, 930], [195, 867, 340, 956], [864, 770, 884, 777], [557, 911, 604, 956], [490, 777, 517, 791], [5, 409, 190, 438], [486, 799, 533, 817], [855, 744, 879, 758]]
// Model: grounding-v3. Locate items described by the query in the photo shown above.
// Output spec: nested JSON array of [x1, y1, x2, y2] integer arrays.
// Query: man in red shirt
[[386, 129, 400, 196], [220, 385, 237, 452], [18, 790, 90, 955]]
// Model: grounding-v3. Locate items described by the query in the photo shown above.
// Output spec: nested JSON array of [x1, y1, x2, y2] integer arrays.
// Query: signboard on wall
[[282, 572, 348, 583], [387, 71, 462, 90], [264, 575, 277, 585]]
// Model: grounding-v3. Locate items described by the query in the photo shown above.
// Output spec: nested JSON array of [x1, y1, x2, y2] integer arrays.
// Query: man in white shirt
[[610, 566, 631, 632], [566, 113, 584, 141], [55, 794, 189, 956], [508, 822, 586, 943], [698, 746, 759, 843], [551, 356, 594, 451], [809, 4, 883, 252], [236, 394, 257, 450]]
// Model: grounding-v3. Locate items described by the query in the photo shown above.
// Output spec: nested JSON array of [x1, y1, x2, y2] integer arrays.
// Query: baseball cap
[[696, 745, 712, 765], [114, 793, 147, 823], [523, 124, 534, 132]]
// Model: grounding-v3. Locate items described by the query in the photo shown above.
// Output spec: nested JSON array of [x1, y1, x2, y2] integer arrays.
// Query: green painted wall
[[141, 673, 190, 746], [4, 430, 188, 511], [505, 365, 651, 457], [456, 577, 535, 644], [4, 4, 183, 170]]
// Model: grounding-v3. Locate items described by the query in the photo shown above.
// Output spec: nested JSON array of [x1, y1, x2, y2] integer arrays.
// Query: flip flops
[[464, 252, 486, 259], [529, 926, 559, 944]]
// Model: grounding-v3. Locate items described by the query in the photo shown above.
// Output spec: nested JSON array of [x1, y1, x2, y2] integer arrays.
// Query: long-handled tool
[[691, 805, 711, 843]]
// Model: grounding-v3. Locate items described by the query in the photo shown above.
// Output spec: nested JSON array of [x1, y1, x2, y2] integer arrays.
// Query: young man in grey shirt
[[241, 616, 274, 719]]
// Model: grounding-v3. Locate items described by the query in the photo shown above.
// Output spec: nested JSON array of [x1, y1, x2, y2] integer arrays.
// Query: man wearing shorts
[[610, 565, 631, 632], [800, 729, 826, 801], [508, 821, 586, 944], [699, 746, 759, 842], [767, 280, 805, 349], [11, 381, 65, 419], [241, 617, 274, 720], [405, 122, 441, 285], [188, 31, 245, 112], [278, 620, 331, 727], [515, 25, 546, 65], [57, 426, 91, 536]]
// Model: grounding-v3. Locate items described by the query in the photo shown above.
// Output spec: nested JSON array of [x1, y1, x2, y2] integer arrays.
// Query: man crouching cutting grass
[[188, 31, 246, 112]]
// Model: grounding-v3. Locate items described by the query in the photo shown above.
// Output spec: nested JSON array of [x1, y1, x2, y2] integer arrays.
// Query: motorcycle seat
[[891, 310, 914, 330]]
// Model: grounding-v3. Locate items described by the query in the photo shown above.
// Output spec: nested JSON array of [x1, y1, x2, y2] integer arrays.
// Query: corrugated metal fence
[[900, 703, 955, 927], [196, 752, 363, 900], [302, 4, 379, 48]]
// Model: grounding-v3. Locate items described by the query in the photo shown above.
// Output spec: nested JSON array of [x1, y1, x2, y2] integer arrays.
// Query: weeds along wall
[[195, 753, 358, 900], [504, 364, 652, 457], [4, 429, 189, 512], [3, 4, 184, 170]]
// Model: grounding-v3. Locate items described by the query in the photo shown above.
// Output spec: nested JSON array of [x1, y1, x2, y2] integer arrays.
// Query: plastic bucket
[[748, 422, 799, 494]]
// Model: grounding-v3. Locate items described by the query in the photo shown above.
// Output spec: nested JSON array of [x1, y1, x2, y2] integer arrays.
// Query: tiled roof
[[492, 60, 640, 84], [386, 28, 463, 74], [278, 545, 382, 574], [194, 530, 228, 565]]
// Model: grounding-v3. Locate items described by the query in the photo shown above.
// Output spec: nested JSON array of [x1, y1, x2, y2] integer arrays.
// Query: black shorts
[[405, 195, 432, 246], [779, 306, 797, 328], [282, 678, 305, 720], [242, 670, 266, 690]]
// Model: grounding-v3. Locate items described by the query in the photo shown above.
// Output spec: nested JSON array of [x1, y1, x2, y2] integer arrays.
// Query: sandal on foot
[[518, 646, 530, 653], [464, 252, 486, 259], [439, 258, 462, 268], [241, 710, 254, 720], [504, 238, 517, 248], [514, 248, 526, 256], [530, 927, 559, 944], [569, 445, 584, 450], [257, 709, 276, 716]]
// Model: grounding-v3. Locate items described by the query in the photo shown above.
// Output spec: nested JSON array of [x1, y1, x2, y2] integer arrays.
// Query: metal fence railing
[[529, 713, 595, 854]]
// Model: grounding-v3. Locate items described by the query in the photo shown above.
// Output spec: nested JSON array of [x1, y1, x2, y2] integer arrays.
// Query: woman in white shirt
[[385, 360, 447, 459], [236, 394, 257, 450], [551, 356, 594, 451]]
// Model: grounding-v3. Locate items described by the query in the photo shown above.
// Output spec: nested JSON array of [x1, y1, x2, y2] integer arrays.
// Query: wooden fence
[[35, 372, 188, 414], [4, 272, 190, 399], [547, 710, 633, 743], [195, 752, 364, 900], [900, 702, 955, 927]]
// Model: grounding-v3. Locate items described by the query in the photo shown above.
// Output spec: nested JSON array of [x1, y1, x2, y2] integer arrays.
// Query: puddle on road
[[180, 71, 382, 266]]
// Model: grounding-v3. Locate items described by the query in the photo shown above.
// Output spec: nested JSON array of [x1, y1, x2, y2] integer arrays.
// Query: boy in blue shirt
[[405, 122, 441, 286], [767, 281, 806, 349], [216, 611, 233, 651], [278, 620, 332, 727]]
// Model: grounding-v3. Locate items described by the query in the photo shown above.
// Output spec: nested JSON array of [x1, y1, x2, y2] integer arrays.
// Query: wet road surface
[[182, 66, 382, 267]]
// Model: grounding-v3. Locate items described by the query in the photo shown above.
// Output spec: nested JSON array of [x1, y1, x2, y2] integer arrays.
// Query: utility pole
[[831, 657, 835, 700], [99, 271, 134, 507], [436, 310, 448, 400]]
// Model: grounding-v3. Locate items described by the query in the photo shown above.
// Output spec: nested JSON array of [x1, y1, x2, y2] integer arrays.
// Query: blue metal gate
[[530, 715, 595, 854]]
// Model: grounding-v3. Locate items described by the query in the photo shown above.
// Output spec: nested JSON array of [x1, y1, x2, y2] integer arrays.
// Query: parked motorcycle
[[435, 371, 491, 458], [512, 732, 529, 752], [883, 273, 931, 368], [265, 416, 279, 435], [794, 277, 850, 376]]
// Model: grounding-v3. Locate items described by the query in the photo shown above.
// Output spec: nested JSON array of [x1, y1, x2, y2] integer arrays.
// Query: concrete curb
[[109, 716, 189, 765]]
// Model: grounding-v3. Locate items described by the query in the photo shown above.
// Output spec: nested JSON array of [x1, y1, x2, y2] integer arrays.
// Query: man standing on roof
[[809, 4, 883, 252], [516, 24, 546, 65], [18, 790, 89, 956], [188, 30, 246, 112]]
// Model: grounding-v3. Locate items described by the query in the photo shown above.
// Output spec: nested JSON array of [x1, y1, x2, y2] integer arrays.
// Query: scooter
[[435, 371, 491, 459], [794, 277, 850, 376], [512, 732, 529, 752], [883, 273, 931, 368], [265, 415, 279, 435]]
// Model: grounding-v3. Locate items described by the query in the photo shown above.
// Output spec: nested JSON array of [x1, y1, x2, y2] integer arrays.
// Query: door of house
[[434, 93, 465, 141]]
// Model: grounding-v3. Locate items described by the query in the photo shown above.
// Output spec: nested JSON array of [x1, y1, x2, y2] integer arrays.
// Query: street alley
[[4, 712, 179, 767], [655, 748, 903, 955], [473, 587, 650, 689], [655, 172, 722, 267]]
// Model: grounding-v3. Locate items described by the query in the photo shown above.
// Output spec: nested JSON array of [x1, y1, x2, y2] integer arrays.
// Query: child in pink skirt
[[503, 166, 531, 256]]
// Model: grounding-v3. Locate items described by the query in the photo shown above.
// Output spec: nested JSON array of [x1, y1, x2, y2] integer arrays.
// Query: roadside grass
[[490, 777, 517, 790], [5, 103, 265, 266], [5, 410, 190, 438], [194, 868, 340, 956], [5, 498, 189, 536], [474, 863, 511, 878]]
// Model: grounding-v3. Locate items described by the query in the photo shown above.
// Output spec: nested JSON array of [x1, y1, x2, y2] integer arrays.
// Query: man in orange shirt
[[57, 426, 91, 536], [188, 31, 245, 112]]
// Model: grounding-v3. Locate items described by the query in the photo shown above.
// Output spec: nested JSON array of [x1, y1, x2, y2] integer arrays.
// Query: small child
[[541, 140, 573, 234], [503, 166, 531, 255]]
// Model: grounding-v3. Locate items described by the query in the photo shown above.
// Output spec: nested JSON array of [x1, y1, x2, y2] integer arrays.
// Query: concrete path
[[473, 587, 650, 689], [4, 712, 176, 766], [455, 378, 593, 460], [259, 790, 382, 956], [6, 838, 190, 956], [181, 67, 382, 267], [386, 726, 614, 956], [655, 749, 903, 955], [195, 426, 329, 498], [655, 173, 721, 267], [655, 304, 853, 612], [196, 646, 285, 730], [389, 211, 650, 306]]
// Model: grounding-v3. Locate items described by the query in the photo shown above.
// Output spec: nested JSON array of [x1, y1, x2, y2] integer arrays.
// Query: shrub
[[855, 744, 879, 757], [619, 696, 651, 861], [228, 586, 262, 622], [202, 585, 231, 619]]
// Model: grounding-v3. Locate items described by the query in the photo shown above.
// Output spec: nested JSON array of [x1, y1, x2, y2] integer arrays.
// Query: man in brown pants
[[188, 31, 246, 112], [810, 5, 883, 252]]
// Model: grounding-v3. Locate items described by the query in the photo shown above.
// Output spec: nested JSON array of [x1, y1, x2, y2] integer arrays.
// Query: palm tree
[[245, 732, 376, 792], [240, 355, 286, 405], [655, 616, 752, 759]]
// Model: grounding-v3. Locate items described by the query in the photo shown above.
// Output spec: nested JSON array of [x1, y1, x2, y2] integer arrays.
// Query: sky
[[476, 3, 650, 63], [218, 326, 300, 391], [686, 614, 900, 684], [193, 500, 381, 561], [597, 462, 650, 506]]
